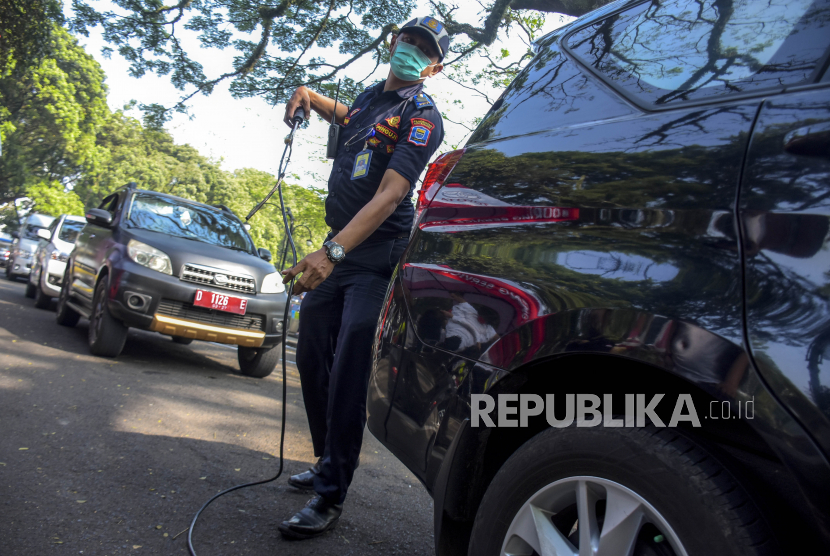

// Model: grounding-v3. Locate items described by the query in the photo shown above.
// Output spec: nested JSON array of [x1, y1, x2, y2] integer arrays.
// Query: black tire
[[34, 272, 51, 309], [468, 425, 776, 556], [88, 277, 128, 357], [55, 267, 80, 327], [25, 278, 36, 298], [172, 336, 194, 345], [238, 344, 281, 378]]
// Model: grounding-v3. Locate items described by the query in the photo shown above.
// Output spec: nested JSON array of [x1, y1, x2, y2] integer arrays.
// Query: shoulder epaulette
[[413, 93, 435, 109]]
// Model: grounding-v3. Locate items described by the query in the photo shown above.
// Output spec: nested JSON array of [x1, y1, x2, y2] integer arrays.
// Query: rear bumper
[[105, 259, 287, 348]]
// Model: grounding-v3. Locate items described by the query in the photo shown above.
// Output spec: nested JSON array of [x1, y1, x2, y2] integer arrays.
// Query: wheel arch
[[434, 352, 814, 555]]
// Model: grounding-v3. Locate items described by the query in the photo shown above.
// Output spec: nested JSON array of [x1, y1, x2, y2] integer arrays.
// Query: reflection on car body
[[367, 1, 830, 554]]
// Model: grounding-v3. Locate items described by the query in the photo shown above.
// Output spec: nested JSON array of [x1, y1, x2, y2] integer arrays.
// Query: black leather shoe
[[278, 495, 342, 540], [287, 457, 322, 490]]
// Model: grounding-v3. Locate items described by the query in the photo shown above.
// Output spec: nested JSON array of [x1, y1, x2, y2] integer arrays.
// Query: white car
[[6, 213, 55, 282], [26, 214, 85, 308]]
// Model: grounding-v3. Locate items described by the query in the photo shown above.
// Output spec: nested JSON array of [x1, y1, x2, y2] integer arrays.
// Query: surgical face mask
[[390, 40, 435, 82]]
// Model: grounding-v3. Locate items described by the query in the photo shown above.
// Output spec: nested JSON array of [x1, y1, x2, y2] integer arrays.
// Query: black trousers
[[295, 237, 407, 504]]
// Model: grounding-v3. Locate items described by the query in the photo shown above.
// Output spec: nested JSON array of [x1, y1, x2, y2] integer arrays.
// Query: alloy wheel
[[501, 476, 687, 556]]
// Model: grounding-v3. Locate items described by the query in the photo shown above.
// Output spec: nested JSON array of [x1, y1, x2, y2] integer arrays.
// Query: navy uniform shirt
[[326, 80, 444, 237]]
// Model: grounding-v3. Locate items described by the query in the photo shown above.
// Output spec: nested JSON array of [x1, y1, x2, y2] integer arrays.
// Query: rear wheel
[[88, 277, 128, 357], [468, 425, 775, 556], [55, 267, 80, 327], [172, 336, 194, 345], [25, 273, 36, 298], [238, 344, 280, 378], [34, 271, 51, 309]]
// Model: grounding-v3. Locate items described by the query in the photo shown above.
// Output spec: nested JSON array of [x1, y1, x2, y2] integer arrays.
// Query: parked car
[[6, 213, 56, 281], [57, 183, 288, 377], [367, 0, 830, 554], [26, 214, 86, 308], [0, 239, 11, 268]]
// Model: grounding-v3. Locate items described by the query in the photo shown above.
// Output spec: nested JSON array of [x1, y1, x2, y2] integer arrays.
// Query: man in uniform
[[277, 16, 449, 540]]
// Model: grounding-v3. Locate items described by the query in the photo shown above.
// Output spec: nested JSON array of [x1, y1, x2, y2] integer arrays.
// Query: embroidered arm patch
[[407, 123, 431, 147]]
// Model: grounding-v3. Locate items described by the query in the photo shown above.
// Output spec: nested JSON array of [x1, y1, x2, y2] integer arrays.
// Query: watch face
[[331, 245, 344, 259]]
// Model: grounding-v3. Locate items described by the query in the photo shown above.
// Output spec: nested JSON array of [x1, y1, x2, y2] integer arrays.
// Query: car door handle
[[784, 122, 830, 158]]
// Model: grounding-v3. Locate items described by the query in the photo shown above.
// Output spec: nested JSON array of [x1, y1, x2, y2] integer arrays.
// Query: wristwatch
[[323, 240, 346, 264]]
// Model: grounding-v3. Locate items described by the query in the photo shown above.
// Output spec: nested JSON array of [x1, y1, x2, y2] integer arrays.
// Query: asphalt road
[[0, 277, 435, 555]]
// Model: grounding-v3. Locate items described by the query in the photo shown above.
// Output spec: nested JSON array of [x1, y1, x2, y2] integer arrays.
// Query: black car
[[57, 183, 288, 378], [367, 0, 830, 554]]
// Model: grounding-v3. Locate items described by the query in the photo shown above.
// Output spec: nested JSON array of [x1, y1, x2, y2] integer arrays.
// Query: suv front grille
[[180, 263, 256, 294], [157, 299, 265, 331]]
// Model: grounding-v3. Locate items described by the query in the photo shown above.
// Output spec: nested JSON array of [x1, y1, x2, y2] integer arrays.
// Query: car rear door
[[739, 84, 830, 458]]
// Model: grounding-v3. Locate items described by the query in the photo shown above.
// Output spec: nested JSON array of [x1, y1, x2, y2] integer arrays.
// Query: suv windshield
[[127, 193, 254, 253], [58, 221, 85, 244]]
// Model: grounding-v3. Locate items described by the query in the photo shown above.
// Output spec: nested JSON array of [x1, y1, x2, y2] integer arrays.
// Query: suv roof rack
[[214, 204, 234, 214]]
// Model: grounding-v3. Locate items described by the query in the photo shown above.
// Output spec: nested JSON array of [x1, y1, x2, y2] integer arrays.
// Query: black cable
[[187, 111, 304, 556]]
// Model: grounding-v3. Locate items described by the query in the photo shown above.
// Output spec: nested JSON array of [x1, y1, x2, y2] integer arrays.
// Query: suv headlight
[[127, 239, 173, 275], [260, 272, 286, 294], [50, 249, 70, 262]]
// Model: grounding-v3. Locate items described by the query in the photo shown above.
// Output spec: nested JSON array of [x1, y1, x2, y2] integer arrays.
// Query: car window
[[58, 220, 85, 244], [567, 0, 830, 106], [127, 193, 255, 253]]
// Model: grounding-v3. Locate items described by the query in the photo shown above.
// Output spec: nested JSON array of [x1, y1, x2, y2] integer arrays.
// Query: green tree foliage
[[0, 25, 109, 203], [221, 168, 330, 265], [18, 181, 85, 217], [0, 0, 64, 77], [69, 0, 613, 123]]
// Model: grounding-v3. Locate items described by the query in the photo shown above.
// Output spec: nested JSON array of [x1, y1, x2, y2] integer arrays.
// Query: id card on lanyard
[[351, 129, 375, 180]]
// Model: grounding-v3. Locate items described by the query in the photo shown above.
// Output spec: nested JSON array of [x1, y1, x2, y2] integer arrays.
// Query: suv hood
[[18, 239, 39, 253], [124, 228, 278, 282]]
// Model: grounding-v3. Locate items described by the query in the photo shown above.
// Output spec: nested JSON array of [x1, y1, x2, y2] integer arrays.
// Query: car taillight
[[416, 149, 466, 220]]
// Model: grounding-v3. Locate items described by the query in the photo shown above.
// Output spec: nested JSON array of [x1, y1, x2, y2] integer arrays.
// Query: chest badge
[[368, 137, 382, 147], [385, 115, 401, 129]]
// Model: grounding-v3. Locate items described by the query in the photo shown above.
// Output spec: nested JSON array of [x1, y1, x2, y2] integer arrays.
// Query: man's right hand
[[284, 86, 312, 128]]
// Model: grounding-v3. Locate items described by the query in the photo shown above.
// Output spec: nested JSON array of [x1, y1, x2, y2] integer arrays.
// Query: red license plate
[[193, 290, 248, 315]]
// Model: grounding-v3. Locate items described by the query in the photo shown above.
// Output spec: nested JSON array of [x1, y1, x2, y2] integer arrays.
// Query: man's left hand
[[281, 249, 334, 295]]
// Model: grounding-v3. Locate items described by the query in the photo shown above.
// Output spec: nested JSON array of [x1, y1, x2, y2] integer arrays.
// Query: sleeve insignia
[[407, 124, 431, 147], [410, 117, 435, 131], [414, 94, 434, 109], [386, 144, 396, 154], [349, 108, 361, 117], [368, 137, 382, 147], [343, 117, 350, 125], [420, 17, 444, 35], [385, 115, 401, 129], [375, 124, 399, 141]]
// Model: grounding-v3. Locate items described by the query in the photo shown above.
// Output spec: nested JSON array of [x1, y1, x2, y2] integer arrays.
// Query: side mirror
[[11, 231, 19, 239], [258, 248, 272, 262], [86, 208, 113, 227], [37, 228, 51, 241]]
